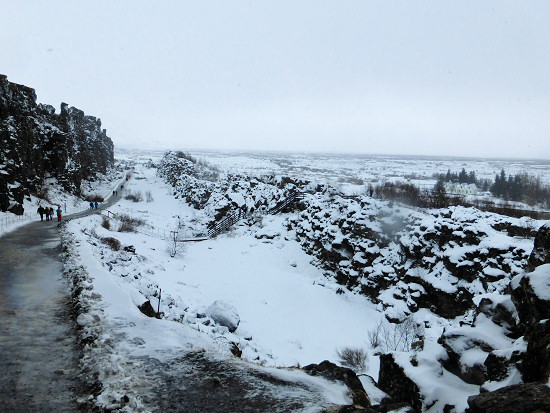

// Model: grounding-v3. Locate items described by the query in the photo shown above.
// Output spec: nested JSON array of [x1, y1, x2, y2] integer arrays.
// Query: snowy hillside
[[59, 150, 550, 412]]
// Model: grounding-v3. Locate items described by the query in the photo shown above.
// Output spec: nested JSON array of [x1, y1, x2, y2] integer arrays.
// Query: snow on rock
[[527, 222, 550, 270], [511, 264, 550, 325], [57, 150, 550, 412], [156, 150, 310, 225], [467, 382, 550, 413], [290, 195, 538, 320], [302, 360, 370, 408], [511, 263, 550, 384], [205, 300, 240, 332], [525, 263, 550, 301]]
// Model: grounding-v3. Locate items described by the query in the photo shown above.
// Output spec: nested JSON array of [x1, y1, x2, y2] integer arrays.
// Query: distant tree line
[[373, 181, 450, 209], [431, 167, 550, 206], [491, 169, 550, 205], [433, 168, 492, 191], [373, 167, 548, 210]]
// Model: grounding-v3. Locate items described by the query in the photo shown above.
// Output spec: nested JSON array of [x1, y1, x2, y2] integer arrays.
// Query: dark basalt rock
[[512, 270, 550, 327], [377, 354, 422, 413], [302, 360, 370, 408], [483, 353, 510, 382], [438, 332, 490, 386], [475, 297, 518, 332], [138, 301, 159, 319], [0, 74, 114, 213], [528, 223, 550, 271], [466, 382, 550, 413], [408, 281, 474, 320], [520, 319, 550, 383], [511, 265, 550, 382]]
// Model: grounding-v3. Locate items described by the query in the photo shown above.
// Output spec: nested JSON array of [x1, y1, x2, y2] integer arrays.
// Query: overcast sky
[[2, 1, 549, 159]]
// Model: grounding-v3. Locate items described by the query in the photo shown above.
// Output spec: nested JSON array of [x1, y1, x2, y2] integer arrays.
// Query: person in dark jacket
[[37, 206, 44, 221], [94, 201, 98, 209]]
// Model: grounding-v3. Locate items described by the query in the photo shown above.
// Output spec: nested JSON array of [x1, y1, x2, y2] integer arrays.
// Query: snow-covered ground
[[62, 158, 382, 411], [7, 149, 550, 412]]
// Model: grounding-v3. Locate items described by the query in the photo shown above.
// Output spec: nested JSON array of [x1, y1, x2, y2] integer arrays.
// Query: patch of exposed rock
[[377, 354, 422, 413], [290, 196, 535, 319], [527, 222, 550, 270], [511, 263, 550, 382], [303, 360, 371, 408], [466, 382, 550, 413]]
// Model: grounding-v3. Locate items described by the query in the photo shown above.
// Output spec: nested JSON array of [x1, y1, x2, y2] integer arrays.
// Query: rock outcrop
[[527, 223, 550, 270], [511, 263, 550, 382], [466, 382, 550, 413], [0, 74, 114, 213], [377, 354, 422, 413], [290, 196, 534, 319], [302, 360, 371, 408]]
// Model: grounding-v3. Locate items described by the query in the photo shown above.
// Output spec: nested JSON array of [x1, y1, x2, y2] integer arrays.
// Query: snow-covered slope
[[59, 150, 549, 412]]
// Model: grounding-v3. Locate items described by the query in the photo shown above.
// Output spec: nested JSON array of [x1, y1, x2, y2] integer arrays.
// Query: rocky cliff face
[[0, 75, 114, 213], [511, 224, 550, 383], [289, 195, 535, 320]]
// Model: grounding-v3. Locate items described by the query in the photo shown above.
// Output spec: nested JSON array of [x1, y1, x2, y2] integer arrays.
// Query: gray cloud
[[1, 0, 549, 158]]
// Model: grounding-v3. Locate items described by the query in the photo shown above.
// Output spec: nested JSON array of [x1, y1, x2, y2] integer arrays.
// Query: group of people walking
[[36, 176, 128, 223], [37, 205, 62, 222]]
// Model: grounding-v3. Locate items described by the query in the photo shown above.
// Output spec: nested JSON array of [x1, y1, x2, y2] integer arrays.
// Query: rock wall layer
[[0, 74, 114, 213]]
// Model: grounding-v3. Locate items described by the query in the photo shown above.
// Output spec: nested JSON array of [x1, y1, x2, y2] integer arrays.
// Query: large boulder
[[205, 300, 240, 333], [511, 264, 550, 327], [527, 223, 550, 271], [377, 354, 422, 413], [466, 382, 550, 413], [511, 264, 550, 382], [302, 360, 370, 408]]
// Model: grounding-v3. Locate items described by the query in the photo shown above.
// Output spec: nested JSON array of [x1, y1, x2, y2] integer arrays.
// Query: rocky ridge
[[156, 150, 550, 412], [0, 75, 114, 213]]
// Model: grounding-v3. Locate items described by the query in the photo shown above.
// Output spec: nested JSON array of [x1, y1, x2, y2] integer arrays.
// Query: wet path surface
[[0, 220, 85, 412], [141, 352, 324, 412], [0, 183, 333, 412]]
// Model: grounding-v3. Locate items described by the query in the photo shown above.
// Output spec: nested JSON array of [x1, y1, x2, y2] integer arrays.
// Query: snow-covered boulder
[[527, 222, 550, 270], [302, 360, 371, 408], [291, 197, 536, 319], [377, 354, 421, 412], [511, 264, 550, 382], [467, 382, 550, 413], [205, 300, 240, 332], [511, 264, 550, 325]]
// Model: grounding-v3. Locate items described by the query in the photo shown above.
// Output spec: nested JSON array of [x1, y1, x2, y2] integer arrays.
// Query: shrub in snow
[[336, 346, 368, 372], [205, 300, 240, 332], [101, 215, 110, 230], [117, 213, 145, 232], [124, 191, 143, 202], [369, 317, 424, 353], [101, 236, 120, 251]]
